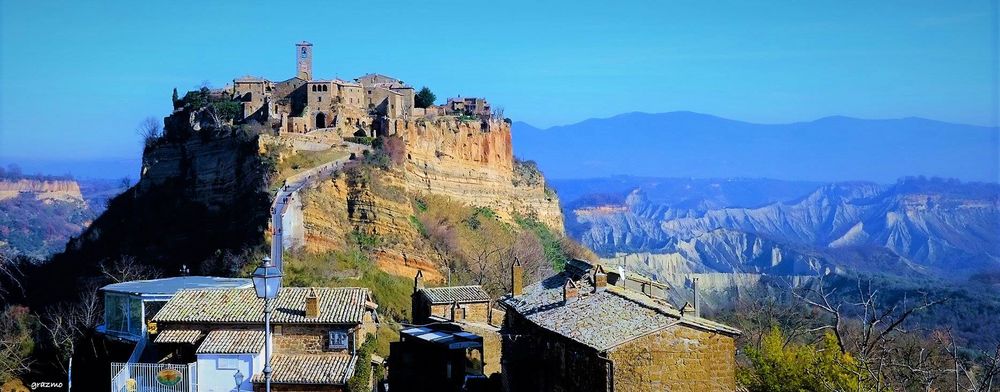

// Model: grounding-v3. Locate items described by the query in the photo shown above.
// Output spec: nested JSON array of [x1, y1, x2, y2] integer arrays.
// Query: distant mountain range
[[513, 112, 999, 183], [555, 177, 1000, 281]]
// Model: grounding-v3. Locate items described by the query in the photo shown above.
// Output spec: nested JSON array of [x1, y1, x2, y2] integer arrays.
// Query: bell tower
[[296, 41, 313, 80]]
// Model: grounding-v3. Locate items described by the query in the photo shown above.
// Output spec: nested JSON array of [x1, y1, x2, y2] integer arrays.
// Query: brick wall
[[608, 325, 737, 392]]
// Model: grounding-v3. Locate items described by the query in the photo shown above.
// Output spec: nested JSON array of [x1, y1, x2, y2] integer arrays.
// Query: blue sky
[[1, 0, 997, 178]]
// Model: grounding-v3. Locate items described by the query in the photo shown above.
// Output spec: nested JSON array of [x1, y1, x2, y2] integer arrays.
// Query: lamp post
[[252, 257, 282, 392], [233, 369, 244, 392]]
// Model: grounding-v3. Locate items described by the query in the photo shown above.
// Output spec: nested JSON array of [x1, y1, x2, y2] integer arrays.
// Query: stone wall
[[501, 312, 610, 392], [608, 325, 737, 392]]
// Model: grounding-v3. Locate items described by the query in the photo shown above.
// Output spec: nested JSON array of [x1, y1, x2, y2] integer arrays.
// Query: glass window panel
[[105, 294, 127, 333], [128, 296, 142, 335]]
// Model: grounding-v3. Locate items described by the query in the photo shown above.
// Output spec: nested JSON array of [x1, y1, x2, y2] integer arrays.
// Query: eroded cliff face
[[393, 118, 562, 231], [300, 118, 563, 279], [0, 179, 84, 202]]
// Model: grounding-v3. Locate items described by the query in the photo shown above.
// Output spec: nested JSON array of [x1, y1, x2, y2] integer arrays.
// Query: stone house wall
[[608, 324, 737, 392], [500, 312, 609, 392]]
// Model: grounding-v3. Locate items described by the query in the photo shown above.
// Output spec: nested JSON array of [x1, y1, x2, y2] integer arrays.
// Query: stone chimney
[[563, 278, 579, 303], [511, 258, 524, 296], [681, 301, 696, 317], [305, 288, 319, 318], [692, 277, 701, 318], [413, 270, 425, 294], [593, 265, 608, 292]]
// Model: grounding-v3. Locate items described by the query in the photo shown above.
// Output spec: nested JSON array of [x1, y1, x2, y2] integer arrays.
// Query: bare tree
[[0, 251, 25, 303], [38, 285, 104, 375], [0, 306, 33, 383], [99, 255, 160, 283], [137, 116, 162, 148], [794, 277, 946, 391]]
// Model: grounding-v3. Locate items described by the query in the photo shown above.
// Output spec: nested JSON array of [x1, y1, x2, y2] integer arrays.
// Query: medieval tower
[[296, 41, 313, 80]]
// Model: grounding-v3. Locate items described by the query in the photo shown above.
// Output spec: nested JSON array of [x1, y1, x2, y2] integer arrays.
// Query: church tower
[[296, 41, 313, 80]]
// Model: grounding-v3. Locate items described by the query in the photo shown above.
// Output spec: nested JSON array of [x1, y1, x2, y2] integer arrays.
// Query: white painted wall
[[196, 351, 263, 392]]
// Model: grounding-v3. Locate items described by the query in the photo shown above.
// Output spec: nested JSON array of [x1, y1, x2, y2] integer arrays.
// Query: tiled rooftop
[[251, 354, 357, 385], [153, 329, 203, 344], [418, 285, 491, 304], [152, 287, 371, 325], [500, 270, 740, 352], [197, 330, 265, 354]]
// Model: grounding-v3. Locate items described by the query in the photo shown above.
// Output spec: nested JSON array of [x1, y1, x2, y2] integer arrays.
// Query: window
[[218, 357, 240, 370], [103, 294, 144, 336], [328, 330, 348, 350]]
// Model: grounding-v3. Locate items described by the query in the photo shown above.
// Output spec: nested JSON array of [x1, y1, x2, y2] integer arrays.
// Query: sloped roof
[[251, 354, 357, 385], [500, 272, 740, 352], [154, 329, 203, 344], [197, 330, 265, 354], [152, 287, 371, 325], [418, 285, 490, 304], [101, 276, 252, 296]]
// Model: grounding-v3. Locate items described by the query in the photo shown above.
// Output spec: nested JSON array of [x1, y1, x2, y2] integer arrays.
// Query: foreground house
[[99, 279, 378, 392], [499, 259, 741, 392], [387, 324, 489, 392], [409, 271, 505, 376]]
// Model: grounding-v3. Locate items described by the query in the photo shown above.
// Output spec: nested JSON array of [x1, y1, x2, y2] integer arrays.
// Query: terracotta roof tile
[[251, 354, 357, 385], [197, 330, 265, 354], [152, 287, 370, 325], [153, 329, 203, 344]]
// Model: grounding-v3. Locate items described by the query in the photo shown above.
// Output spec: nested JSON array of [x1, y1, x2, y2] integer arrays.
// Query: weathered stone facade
[[499, 260, 740, 391], [609, 325, 737, 391]]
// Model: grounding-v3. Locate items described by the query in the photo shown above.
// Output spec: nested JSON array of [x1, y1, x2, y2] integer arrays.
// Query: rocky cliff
[[300, 118, 563, 278], [0, 179, 84, 202], [0, 178, 93, 259], [567, 178, 1000, 281]]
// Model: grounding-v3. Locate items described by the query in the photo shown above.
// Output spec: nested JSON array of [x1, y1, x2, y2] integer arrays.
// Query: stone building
[[387, 324, 489, 392], [445, 97, 491, 117], [228, 43, 423, 135], [149, 286, 379, 392], [499, 259, 741, 392], [409, 271, 505, 377]]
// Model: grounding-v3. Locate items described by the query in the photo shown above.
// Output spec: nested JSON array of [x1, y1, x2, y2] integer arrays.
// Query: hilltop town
[[0, 42, 742, 392], [228, 41, 496, 136]]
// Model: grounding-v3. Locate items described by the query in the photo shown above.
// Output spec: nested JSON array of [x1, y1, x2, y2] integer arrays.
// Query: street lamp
[[252, 257, 282, 392], [233, 369, 244, 391]]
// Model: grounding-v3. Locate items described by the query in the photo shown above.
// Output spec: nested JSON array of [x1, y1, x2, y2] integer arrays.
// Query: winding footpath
[[270, 142, 369, 269]]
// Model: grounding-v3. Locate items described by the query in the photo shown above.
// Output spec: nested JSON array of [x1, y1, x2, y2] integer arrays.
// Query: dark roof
[[152, 287, 372, 325], [252, 354, 357, 385], [500, 272, 740, 351], [401, 326, 483, 350], [197, 330, 265, 354], [418, 285, 490, 304], [101, 276, 252, 296]]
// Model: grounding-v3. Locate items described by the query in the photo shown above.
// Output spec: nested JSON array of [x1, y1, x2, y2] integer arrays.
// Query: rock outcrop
[[0, 179, 84, 202], [299, 118, 564, 277]]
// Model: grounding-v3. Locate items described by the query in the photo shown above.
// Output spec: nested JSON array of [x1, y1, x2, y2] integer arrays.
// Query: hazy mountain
[[559, 177, 1000, 280], [513, 112, 999, 183]]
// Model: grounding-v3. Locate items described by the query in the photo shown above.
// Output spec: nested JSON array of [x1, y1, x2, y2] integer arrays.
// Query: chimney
[[305, 288, 319, 318], [413, 270, 424, 294], [511, 258, 524, 296], [692, 277, 701, 318], [681, 302, 696, 317], [593, 265, 608, 292], [563, 278, 579, 303]]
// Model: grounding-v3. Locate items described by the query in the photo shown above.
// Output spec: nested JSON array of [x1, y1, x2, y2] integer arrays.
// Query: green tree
[[414, 86, 436, 108], [738, 327, 861, 392]]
